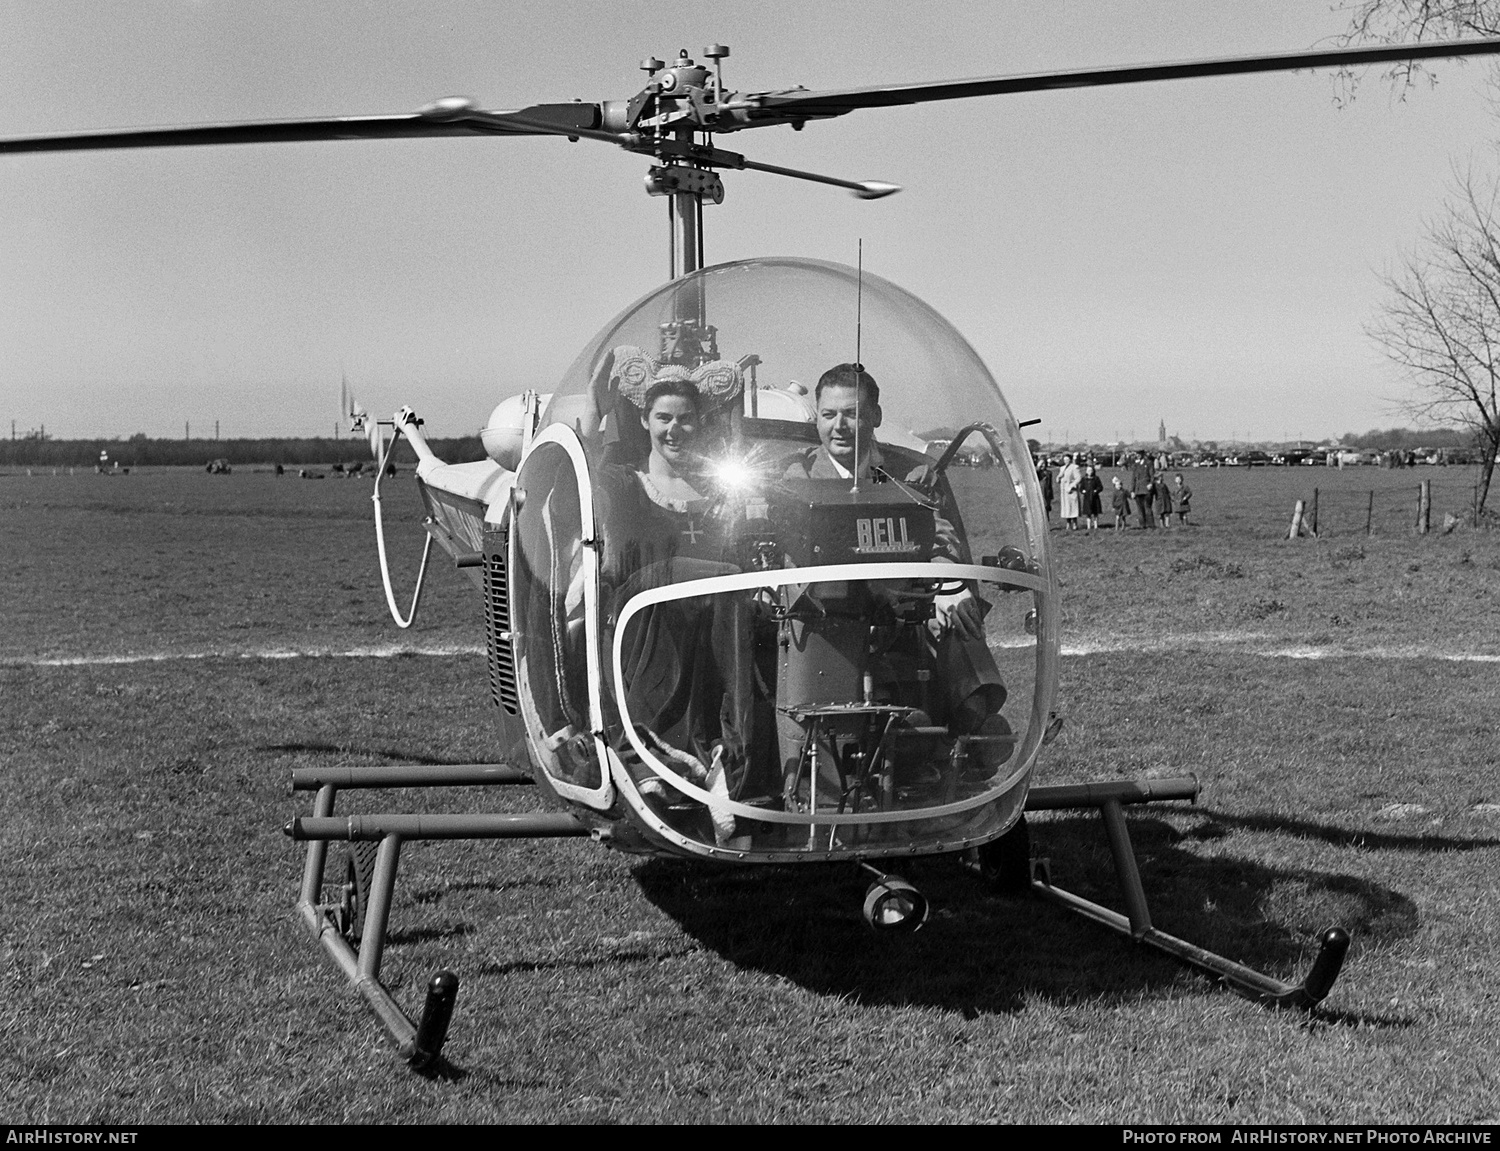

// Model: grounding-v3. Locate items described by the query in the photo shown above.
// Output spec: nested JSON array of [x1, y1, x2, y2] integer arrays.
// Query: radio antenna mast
[[853, 240, 864, 494], [855, 238, 863, 372]]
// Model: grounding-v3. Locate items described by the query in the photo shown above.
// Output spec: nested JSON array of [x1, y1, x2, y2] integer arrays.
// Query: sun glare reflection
[[713, 457, 757, 490]]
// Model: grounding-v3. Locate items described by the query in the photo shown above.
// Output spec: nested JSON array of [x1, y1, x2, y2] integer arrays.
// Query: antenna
[[853, 240, 863, 493], [854, 238, 863, 372]]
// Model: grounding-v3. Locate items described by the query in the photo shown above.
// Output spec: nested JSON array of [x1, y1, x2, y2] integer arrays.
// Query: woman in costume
[[582, 350, 760, 828]]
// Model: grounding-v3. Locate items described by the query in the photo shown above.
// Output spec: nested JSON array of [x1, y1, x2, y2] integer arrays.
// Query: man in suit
[[785, 363, 1007, 737], [781, 361, 889, 482], [1127, 451, 1155, 528]]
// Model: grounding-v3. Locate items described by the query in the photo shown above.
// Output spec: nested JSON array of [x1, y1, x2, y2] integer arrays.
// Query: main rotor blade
[[11, 37, 1496, 159], [0, 102, 602, 154], [739, 37, 1500, 121]]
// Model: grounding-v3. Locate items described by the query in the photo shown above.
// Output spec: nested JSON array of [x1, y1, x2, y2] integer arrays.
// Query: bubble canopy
[[545, 257, 1018, 450], [511, 257, 1058, 860]]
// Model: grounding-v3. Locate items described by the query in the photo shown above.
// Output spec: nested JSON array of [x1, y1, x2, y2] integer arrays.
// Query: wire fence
[[1297, 475, 1483, 537]]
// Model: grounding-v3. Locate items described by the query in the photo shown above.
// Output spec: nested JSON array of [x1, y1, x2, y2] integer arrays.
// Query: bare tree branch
[[1369, 166, 1500, 513], [1335, 1, 1500, 100], [1340, 0, 1500, 40]]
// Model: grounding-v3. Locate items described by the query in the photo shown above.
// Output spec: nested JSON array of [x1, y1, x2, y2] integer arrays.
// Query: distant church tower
[[1157, 419, 1167, 447]]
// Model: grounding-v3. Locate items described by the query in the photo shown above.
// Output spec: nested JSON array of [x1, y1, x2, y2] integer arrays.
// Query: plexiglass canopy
[[514, 258, 1058, 860], [546, 257, 1022, 454]]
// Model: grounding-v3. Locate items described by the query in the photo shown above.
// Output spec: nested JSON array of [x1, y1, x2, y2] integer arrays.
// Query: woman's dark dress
[[595, 465, 758, 795]]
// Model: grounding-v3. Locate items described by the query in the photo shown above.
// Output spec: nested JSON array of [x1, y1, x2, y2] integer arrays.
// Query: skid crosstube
[[1023, 777, 1350, 1009]]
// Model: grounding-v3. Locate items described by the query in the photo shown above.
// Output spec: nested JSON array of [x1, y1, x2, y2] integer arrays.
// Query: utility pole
[[185, 421, 189, 440], [215, 420, 219, 440]]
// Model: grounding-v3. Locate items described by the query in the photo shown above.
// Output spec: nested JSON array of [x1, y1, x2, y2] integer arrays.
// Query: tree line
[[0, 434, 485, 469], [1338, 428, 1471, 451]]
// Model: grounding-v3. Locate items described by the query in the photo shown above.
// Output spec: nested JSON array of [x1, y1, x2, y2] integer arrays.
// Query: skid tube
[[1023, 777, 1350, 1010], [286, 762, 592, 1068]]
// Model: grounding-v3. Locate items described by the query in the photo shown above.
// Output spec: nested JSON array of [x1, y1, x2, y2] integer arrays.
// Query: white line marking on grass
[[7, 643, 487, 667], [7, 637, 1498, 667], [1062, 635, 1500, 661], [1266, 647, 1500, 662]]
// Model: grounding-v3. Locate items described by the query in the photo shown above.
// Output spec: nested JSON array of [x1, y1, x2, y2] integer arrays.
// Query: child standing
[[1110, 476, 1130, 532], [1173, 472, 1193, 525], [1153, 473, 1174, 528], [1079, 463, 1104, 534]]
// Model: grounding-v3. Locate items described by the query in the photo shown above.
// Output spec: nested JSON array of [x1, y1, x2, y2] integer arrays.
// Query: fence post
[[1418, 480, 1431, 534], [1288, 499, 1305, 540], [1310, 487, 1319, 536], [1366, 490, 1375, 536]]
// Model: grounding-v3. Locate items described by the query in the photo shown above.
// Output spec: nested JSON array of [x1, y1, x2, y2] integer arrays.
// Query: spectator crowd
[[1036, 451, 1192, 534]]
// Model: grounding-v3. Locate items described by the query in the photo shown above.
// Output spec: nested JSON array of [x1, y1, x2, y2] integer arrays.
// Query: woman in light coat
[[1058, 454, 1083, 530]]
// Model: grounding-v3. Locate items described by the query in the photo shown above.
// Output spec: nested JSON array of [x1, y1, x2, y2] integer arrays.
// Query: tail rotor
[[342, 374, 384, 460]]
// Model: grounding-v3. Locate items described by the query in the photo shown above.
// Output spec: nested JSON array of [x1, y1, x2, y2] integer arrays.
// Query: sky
[[2, 0, 1499, 445]]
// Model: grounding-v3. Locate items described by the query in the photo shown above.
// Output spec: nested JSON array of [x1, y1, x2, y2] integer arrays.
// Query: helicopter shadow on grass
[[632, 810, 1420, 1022], [1191, 810, 1500, 854]]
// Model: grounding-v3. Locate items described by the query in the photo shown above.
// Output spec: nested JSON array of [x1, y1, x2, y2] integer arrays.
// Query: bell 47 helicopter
[[7, 33, 1500, 1069]]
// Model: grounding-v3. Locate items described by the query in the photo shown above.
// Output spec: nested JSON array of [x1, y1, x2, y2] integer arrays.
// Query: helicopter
[[7, 32, 1500, 1070]]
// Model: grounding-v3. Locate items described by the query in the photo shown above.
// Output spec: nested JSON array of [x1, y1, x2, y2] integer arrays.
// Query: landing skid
[[287, 763, 591, 1069], [286, 768, 1348, 1070], [1018, 778, 1350, 1010]]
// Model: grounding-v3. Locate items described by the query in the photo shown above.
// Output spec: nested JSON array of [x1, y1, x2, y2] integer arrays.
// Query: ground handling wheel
[[334, 841, 379, 945]]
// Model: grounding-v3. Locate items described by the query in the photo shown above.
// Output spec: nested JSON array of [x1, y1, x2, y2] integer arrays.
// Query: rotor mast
[[640, 48, 730, 281], [667, 179, 704, 279], [653, 142, 716, 341]]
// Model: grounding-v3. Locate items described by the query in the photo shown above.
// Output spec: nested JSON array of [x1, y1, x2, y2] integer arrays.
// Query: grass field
[[2, 466, 1498, 1123]]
